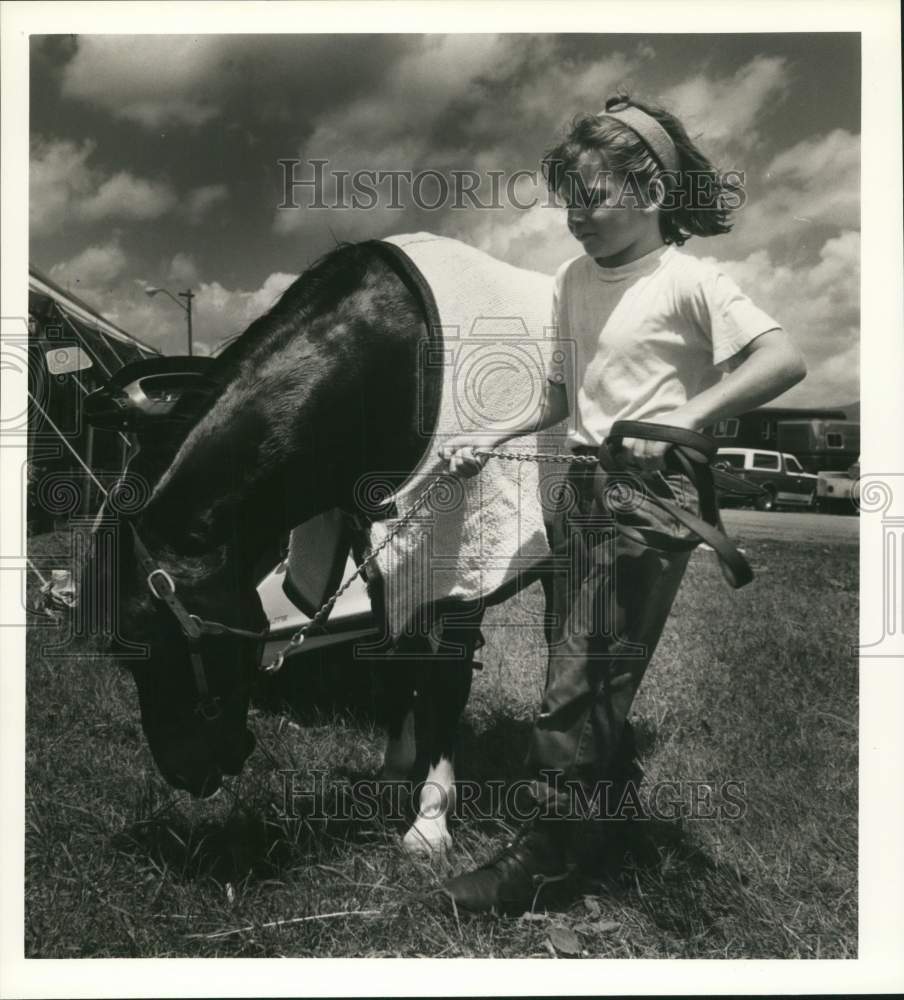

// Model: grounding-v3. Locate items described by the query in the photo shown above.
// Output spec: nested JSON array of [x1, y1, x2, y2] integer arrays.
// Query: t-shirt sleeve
[[690, 265, 782, 367], [544, 260, 572, 390]]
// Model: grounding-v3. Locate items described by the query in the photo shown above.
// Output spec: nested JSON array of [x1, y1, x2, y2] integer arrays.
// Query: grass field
[[24, 526, 857, 958]]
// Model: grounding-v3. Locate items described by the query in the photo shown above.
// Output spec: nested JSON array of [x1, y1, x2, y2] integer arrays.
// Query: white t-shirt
[[546, 244, 781, 447]]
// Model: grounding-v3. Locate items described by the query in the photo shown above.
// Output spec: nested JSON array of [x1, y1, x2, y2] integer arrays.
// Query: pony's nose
[[169, 767, 223, 798]]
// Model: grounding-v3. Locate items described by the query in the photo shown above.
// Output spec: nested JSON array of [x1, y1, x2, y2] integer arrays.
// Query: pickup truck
[[713, 448, 818, 512], [816, 458, 860, 514]]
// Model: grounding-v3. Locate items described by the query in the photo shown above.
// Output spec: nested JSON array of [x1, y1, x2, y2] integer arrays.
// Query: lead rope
[[262, 447, 597, 673]]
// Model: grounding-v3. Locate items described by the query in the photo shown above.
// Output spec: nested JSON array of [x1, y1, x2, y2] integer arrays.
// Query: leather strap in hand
[[600, 420, 753, 589]]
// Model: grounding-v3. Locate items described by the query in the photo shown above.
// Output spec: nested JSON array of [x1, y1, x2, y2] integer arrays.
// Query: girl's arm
[[623, 328, 807, 469], [440, 380, 569, 477]]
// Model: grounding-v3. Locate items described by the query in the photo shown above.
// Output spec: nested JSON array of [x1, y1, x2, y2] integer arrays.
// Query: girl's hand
[[615, 410, 703, 471], [614, 330, 807, 471], [439, 436, 495, 478]]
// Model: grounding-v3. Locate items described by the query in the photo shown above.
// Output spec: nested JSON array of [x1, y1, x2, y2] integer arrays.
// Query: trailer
[[775, 419, 860, 474], [707, 406, 848, 451]]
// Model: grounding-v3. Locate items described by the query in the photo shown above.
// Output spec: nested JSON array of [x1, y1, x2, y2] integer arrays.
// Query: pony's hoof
[[402, 821, 453, 857]]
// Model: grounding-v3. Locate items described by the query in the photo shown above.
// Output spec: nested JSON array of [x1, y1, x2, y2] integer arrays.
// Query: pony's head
[[80, 505, 264, 797]]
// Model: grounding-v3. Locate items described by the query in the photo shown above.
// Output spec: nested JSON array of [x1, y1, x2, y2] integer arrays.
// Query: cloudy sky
[[30, 33, 860, 406]]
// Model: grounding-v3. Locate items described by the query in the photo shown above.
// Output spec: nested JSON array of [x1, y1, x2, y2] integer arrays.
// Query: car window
[[752, 452, 780, 470], [784, 454, 803, 473], [827, 432, 844, 448], [717, 452, 745, 469]]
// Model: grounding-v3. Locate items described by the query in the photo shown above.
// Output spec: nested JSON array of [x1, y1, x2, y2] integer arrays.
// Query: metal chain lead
[[474, 447, 598, 466], [262, 470, 445, 672], [261, 447, 596, 673]]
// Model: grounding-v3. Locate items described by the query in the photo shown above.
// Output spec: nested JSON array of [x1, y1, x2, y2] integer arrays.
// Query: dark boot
[[442, 819, 573, 915]]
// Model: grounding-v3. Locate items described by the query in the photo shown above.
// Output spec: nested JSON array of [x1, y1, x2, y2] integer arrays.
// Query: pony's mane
[[213, 241, 376, 370], [165, 241, 379, 427]]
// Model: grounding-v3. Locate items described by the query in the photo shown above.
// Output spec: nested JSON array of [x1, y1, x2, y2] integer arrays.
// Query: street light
[[145, 285, 194, 356]]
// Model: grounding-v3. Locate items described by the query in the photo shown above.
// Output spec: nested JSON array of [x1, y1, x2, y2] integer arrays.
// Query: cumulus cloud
[[61, 36, 224, 126], [271, 45, 793, 259], [453, 200, 577, 274], [29, 137, 96, 236], [185, 184, 229, 223], [273, 35, 516, 236], [498, 40, 648, 126], [49, 241, 128, 289], [196, 272, 299, 346], [80, 270, 298, 357], [80, 172, 178, 222], [167, 252, 200, 285], [33, 36, 860, 407], [665, 56, 790, 159], [30, 136, 178, 232], [274, 36, 649, 237], [123, 271, 298, 355], [726, 128, 860, 258], [761, 128, 859, 228], [699, 230, 860, 405], [58, 35, 412, 129]]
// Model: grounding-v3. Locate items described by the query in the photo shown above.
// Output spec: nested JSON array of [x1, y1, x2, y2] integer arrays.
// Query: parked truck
[[814, 457, 861, 514], [776, 420, 861, 514]]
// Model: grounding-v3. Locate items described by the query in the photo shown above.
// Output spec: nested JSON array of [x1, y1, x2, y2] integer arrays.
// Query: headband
[[598, 102, 680, 174]]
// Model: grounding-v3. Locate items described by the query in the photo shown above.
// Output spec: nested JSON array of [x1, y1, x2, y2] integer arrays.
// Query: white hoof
[[402, 819, 453, 856]]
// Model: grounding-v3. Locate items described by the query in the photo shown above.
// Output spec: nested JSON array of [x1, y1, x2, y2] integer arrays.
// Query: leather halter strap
[[127, 523, 267, 721], [598, 420, 753, 589]]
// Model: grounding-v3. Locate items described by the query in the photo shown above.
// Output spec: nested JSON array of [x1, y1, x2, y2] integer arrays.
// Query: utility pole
[[144, 285, 195, 355], [179, 289, 194, 356]]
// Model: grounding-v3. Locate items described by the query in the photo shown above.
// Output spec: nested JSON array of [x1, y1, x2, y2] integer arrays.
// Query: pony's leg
[[402, 659, 472, 856], [402, 612, 481, 856], [382, 708, 416, 781], [375, 657, 417, 781]]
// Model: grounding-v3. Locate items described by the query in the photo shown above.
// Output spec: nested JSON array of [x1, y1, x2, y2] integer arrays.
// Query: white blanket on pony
[[287, 233, 555, 639]]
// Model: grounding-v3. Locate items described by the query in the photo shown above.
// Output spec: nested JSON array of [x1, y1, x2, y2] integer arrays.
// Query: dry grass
[[25, 527, 857, 958]]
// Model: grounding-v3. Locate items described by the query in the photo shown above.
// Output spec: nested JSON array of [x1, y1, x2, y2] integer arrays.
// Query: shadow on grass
[[252, 647, 387, 725], [111, 784, 402, 886], [432, 814, 748, 939], [223, 649, 745, 932], [442, 712, 743, 929]]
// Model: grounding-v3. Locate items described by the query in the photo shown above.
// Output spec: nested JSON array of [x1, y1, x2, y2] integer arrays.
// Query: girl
[[440, 94, 806, 914]]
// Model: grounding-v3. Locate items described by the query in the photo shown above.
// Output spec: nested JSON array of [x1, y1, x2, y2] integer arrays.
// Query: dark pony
[[82, 241, 473, 852]]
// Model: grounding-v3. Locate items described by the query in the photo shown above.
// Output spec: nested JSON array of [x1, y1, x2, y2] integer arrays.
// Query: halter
[[128, 523, 268, 722]]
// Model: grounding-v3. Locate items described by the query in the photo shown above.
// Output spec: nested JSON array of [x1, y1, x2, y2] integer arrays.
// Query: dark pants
[[527, 460, 701, 811]]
